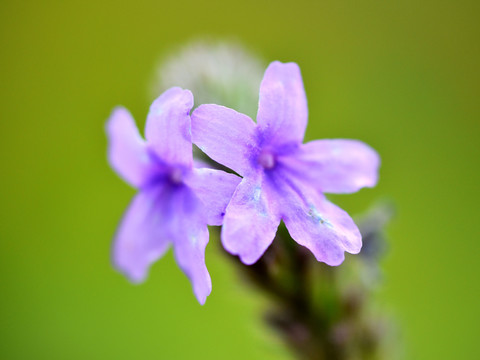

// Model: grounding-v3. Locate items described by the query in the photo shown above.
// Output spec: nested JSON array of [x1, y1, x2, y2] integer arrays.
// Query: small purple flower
[[191, 61, 380, 266], [106, 87, 240, 304]]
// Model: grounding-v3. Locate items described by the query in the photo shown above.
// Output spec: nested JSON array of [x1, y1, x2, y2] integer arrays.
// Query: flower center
[[168, 167, 183, 185], [258, 151, 276, 170]]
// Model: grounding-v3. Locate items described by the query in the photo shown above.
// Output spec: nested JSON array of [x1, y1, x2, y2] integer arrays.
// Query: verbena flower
[[191, 61, 380, 266], [106, 87, 240, 304]]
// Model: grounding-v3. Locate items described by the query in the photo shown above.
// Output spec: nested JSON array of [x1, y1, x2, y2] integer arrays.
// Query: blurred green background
[[1, 0, 479, 359]]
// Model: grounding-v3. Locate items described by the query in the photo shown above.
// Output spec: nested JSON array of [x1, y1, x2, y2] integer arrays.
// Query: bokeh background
[[1, 0, 479, 359]]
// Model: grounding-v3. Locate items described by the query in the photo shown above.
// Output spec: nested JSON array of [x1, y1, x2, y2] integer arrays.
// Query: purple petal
[[112, 185, 171, 283], [184, 168, 241, 226], [106, 107, 154, 188], [221, 175, 280, 265], [145, 87, 193, 167], [169, 188, 212, 305], [278, 181, 361, 265], [191, 104, 257, 176], [280, 139, 380, 194], [256, 61, 308, 146], [173, 225, 211, 305]]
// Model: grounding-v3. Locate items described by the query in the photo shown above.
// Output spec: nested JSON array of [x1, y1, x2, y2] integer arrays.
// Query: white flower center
[[169, 168, 183, 184], [258, 151, 275, 169]]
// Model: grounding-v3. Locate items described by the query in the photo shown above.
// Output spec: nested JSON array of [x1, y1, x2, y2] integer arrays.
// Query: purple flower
[[106, 87, 240, 304], [191, 61, 380, 266]]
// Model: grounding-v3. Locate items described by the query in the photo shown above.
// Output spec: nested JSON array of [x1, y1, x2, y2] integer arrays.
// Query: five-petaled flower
[[106, 87, 240, 304], [191, 61, 380, 266]]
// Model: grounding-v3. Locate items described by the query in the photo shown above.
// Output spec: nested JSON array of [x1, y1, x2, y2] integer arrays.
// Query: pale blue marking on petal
[[253, 186, 261, 202], [189, 234, 198, 246], [308, 205, 334, 228]]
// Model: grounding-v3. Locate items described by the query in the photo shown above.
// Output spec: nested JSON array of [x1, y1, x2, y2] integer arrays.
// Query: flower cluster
[[107, 61, 380, 304]]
